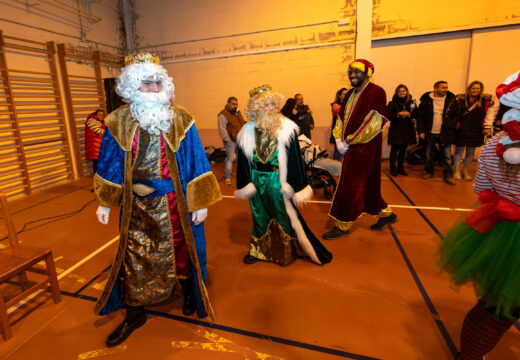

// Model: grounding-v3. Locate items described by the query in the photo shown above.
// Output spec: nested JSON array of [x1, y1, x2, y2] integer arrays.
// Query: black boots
[[370, 213, 398, 231], [322, 227, 350, 240], [106, 305, 147, 348], [179, 277, 196, 316], [243, 254, 259, 264]]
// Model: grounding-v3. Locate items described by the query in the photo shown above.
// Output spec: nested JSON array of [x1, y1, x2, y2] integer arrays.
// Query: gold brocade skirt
[[124, 195, 176, 306]]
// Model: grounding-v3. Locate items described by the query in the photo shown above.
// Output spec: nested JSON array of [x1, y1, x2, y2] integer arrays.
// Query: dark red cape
[[330, 82, 389, 222]]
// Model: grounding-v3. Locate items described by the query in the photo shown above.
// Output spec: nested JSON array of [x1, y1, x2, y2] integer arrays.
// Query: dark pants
[[92, 159, 98, 174], [389, 144, 407, 172], [425, 133, 452, 178], [332, 144, 341, 161]]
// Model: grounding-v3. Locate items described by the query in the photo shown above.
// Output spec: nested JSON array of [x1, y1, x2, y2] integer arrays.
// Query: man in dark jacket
[[417, 81, 459, 185], [294, 93, 314, 139]]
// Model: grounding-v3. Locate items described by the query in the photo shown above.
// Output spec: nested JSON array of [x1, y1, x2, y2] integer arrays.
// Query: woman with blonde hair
[[453, 80, 498, 180]]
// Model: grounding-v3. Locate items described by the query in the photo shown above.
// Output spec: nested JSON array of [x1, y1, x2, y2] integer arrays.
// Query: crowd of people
[[330, 79, 501, 185], [216, 79, 504, 189], [89, 52, 519, 360]]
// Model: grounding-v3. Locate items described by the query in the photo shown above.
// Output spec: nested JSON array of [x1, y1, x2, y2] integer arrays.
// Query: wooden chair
[[0, 193, 61, 340]]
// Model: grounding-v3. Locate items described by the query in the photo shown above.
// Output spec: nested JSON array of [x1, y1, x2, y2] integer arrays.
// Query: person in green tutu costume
[[439, 71, 520, 360], [234, 84, 332, 266]]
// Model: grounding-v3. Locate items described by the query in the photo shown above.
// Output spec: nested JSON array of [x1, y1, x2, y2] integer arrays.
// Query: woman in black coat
[[453, 80, 498, 180], [387, 84, 417, 176], [281, 98, 299, 126]]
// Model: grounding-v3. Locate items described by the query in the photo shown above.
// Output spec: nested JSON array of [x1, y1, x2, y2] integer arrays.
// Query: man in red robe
[[323, 59, 398, 239]]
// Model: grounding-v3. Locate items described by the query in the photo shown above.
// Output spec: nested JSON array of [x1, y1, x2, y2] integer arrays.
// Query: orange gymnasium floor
[[1, 161, 519, 360]]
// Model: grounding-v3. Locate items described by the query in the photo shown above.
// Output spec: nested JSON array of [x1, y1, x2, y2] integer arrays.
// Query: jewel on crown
[[249, 84, 272, 97], [124, 52, 161, 66]]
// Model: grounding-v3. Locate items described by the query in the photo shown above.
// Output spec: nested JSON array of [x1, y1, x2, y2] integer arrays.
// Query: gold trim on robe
[[346, 110, 386, 145], [93, 173, 123, 207], [104, 104, 195, 153], [165, 148, 215, 320], [186, 172, 222, 212]]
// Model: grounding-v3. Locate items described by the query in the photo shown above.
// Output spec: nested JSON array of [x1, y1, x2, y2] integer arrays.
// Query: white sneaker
[[453, 167, 462, 180]]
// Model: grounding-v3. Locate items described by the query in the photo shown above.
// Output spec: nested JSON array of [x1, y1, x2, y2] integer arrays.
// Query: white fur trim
[[277, 118, 299, 184], [292, 185, 313, 207], [234, 182, 256, 200], [237, 118, 299, 185], [236, 121, 256, 161], [280, 182, 294, 199], [283, 198, 321, 264]]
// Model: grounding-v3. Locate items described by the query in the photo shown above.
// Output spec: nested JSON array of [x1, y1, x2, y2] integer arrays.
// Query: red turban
[[349, 59, 374, 78]]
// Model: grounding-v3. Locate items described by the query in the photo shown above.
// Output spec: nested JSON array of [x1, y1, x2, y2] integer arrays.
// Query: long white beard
[[129, 90, 174, 135], [255, 111, 282, 138]]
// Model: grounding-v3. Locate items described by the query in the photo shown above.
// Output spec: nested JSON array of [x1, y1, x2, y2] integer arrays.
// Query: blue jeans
[[453, 146, 476, 168], [425, 133, 452, 178], [224, 141, 236, 180]]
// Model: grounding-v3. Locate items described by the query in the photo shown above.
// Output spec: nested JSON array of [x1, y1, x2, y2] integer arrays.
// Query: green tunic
[[236, 119, 332, 266], [249, 149, 298, 265]]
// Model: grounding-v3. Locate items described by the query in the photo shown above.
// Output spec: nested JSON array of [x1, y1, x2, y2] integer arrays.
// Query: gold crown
[[249, 84, 272, 97], [124, 52, 161, 66]]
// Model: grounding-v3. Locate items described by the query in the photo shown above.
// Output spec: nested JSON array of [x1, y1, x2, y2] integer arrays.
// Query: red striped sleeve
[[474, 132, 520, 206]]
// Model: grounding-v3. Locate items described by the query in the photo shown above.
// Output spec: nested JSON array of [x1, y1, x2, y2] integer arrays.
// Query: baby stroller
[[299, 135, 341, 199]]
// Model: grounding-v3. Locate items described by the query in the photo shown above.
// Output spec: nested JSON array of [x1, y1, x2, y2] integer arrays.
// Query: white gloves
[[335, 139, 349, 155], [96, 205, 111, 225], [191, 208, 208, 225], [96, 205, 208, 226]]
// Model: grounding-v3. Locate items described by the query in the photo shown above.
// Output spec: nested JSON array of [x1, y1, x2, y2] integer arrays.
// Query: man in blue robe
[[94, 53, 221, 347]]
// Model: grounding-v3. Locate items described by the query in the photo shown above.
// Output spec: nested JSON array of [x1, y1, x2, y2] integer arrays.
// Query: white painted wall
[[0, 0, 121, 56]]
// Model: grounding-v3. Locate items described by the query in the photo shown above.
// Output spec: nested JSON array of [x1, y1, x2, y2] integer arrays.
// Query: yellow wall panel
[[371, 32, 471, 99], [373, 0, 520, 38], [468, 26, 520, 92]]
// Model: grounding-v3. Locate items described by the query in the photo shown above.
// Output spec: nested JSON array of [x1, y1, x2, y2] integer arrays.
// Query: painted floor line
[[57, 236, 119, 281], [220, 194, 472, 211], [58, 289, 381, 360], [7, 236, 119, 315], [383, 170, 444, 239], [388, 225, 458, 358]]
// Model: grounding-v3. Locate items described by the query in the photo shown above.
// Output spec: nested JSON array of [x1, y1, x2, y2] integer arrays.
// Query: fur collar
[[237, 117, 298, 184], [105, 104, 195, 152], [237, 117, 299, 161]]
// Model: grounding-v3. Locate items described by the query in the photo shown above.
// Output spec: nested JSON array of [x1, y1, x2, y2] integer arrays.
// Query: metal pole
[[122, 0, 134, 53]]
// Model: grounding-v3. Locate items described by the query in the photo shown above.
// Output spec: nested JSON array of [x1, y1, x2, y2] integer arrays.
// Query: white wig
[[116, 63, 175, 104]]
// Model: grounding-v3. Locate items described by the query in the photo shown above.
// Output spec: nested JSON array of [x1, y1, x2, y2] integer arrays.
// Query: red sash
[[464, 189, 520, 233]]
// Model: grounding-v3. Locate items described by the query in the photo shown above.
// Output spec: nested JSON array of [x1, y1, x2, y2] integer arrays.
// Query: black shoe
[[390, 170, 399, 176], [397, 169, 408, 176], [322, 227, 350, 240], [180, 278, 196, 316], [422, 173, 434, 180], [443, 177, 456, 186], [370, 213, 398, 231], [182, 293, 197, 316], [105, 313, 147, 347], [183, 292, 196, 316], [243, 254, 259, 264]]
